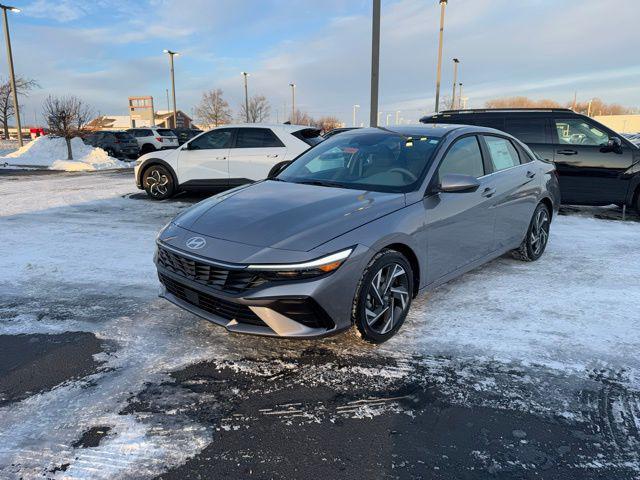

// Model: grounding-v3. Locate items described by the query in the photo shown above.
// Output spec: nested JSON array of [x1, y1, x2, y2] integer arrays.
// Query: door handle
[[556, 149, 578, 155], [481, 187, 496, 198], [215, 156, 227, 160], [526, 170, 536, 179], [266, 154, 279, 158]]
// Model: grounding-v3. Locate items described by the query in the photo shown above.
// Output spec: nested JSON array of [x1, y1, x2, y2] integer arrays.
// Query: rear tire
[[511, 203, 550, 262], [143, 164, 175, 200], [351, 250, 413, 343], [140, 144, 156, 155]]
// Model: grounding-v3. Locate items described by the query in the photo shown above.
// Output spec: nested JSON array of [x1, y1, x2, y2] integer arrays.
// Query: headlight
[[246, 248, 353, 279]]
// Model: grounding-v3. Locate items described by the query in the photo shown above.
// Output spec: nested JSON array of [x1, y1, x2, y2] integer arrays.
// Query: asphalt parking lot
[[1, 169, 639, 479]]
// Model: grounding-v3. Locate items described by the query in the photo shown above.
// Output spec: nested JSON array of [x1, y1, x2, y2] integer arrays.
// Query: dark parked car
[[155, 125, 559, 343], [83, 131, 139, 160], [173, 128, 203, 145], [421, 108, 640, 211]]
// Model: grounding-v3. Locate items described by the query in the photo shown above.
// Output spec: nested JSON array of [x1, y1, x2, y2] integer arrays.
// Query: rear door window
[[504, 117, 547, 143], [438, 136, 485, 181], [235, 128, 284, 148], [554, 118, 609, 146], [157, 129, 176, 137], [483, 136, 521, 171]]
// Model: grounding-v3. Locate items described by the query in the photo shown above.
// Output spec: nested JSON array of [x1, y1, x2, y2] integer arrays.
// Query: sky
[[2, 0, 640, 127]]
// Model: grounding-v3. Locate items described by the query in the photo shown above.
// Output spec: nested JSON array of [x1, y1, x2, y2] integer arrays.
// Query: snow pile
[[0, 135, 132, 171]]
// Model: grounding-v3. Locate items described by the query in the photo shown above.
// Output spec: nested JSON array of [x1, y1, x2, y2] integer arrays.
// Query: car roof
[[337, 124, 465, 138], [212, 123, 319, 132]]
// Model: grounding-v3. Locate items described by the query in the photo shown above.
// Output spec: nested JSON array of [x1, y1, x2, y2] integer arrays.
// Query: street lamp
[[451, 58, 459, 110], [370, 0, 381, 126], [162, 49, 178, 128], [352, 104, 360, 127], [458, 82, 464, 109], [241, 72, 250, 122], [1, 4, 23, 146], [289, 83, 296, 122], [395, 110, 401, 125], [434, 0, 447, 113]]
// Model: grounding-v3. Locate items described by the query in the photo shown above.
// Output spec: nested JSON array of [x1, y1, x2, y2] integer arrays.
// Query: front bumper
[[155, 241, 369, 338]]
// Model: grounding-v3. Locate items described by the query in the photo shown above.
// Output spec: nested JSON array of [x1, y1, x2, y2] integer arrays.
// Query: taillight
[[156, 137, 163, 142]]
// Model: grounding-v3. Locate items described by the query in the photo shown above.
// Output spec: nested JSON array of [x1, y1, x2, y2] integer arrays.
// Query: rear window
[[235, 128, 284, 148], [115, 132, 134, 140], [292, 128, 323, 146], [157, 129, 176, 137], [504, 118, 547, 144]]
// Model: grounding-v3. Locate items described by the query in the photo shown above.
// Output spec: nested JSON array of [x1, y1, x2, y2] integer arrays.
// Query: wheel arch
[[539, 196, 554, 220], [381, 242, 421, 297], [139, 159, 179, 188]]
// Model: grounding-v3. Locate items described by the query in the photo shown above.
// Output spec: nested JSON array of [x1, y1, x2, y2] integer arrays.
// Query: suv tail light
[[156, 137, 163, 142]]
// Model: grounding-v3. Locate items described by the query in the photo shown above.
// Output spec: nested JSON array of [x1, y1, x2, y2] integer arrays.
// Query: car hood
[[173, 180, 405, 252]]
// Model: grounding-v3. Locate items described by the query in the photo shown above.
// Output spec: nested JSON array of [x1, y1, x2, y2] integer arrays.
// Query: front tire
[[512, 202, 550, 262], [143, 165, 175, 200], [352, 250, 413, 343]]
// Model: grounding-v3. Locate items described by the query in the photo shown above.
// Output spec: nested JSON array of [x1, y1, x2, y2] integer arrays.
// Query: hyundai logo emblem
[[186, 236, 206, 250]]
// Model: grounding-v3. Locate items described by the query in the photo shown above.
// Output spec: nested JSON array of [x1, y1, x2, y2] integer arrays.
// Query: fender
[[136, 158, 179, 189]]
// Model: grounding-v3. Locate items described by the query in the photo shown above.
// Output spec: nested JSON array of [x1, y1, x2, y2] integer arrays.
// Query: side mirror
[[605, 136, 622, 152], [438, 173, 480, 193]]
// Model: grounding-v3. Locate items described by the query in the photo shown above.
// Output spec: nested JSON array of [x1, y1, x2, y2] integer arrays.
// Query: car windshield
[[277, 130, 441, 193]]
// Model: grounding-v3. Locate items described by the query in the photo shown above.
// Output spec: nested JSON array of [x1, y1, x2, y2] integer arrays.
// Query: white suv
[[134, 124, 322, 199], [127, 127, 179, 155]]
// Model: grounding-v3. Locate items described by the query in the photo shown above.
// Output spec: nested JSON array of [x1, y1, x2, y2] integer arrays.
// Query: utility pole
[[163, 49, 178, 128], [451, 58, 459, 110], [352, 104, 360, 127], [370, 0, 381, 127], [434, 0, 447, 113], [289, 83, 296, 122], [458, 83, 464, 109], [241, 72, 250, 122], [165, 88, 170, 112], [1, 4, 22, 146]]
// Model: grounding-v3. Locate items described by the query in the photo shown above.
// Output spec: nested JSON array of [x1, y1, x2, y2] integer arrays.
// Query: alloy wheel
[[530, 208, 549, 256], [146, 169, 170, 197], [364, 263, 410, 335]]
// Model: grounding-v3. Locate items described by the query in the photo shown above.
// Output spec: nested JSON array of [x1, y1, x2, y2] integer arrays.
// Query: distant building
[[594, 114, 640, 134], [87, 95, 194, 131]]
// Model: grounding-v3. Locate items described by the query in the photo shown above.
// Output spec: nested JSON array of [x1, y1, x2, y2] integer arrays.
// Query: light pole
[[386, 113, 392, 126], [370, 0, 381, 126], [162, 49, 178, 128], [289, 83, 296, 122], [1, 4, 22, 146], [451, 58, 459, 110], [352, 104, 360, 127], [241, 72, 250, 122], [395, 110, 401, 125], [458, 83, 464, 109], [434, 0, 447, 113]]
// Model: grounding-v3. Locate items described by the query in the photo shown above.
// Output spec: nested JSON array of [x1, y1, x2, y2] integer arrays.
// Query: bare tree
[[485, 96, 561, 109], [195, 88, 232, 127], [0, 77, 39, 139], [315, 116, 342, 133], [239, 95, 271, 123], [42, 95, 93, 160], [288, 109, 315, 126]]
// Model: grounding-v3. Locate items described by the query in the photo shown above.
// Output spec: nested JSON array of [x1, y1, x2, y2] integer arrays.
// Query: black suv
[[421, 109, 640, 211], [173, 128, 203, 145], [83, 131, 140, 160]]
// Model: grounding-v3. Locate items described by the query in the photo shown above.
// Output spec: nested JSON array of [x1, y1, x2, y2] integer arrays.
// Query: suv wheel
[[140, 144, 156, 155], [512, 203, 550, 262], [352, 250, 413, 343], [143, 165, 174, 200]]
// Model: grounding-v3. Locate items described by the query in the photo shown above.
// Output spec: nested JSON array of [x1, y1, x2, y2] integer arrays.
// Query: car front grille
[[157, 246, 267, 293], [159, 274, 266, 326]]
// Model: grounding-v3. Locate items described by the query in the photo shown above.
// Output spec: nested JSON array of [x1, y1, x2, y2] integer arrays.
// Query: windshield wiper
[[293, 180, 343, 188]]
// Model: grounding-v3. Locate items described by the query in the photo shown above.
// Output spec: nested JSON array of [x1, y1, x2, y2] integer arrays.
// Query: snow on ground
[[0, 172, 639, 478], [0, 135, 132, 171]]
